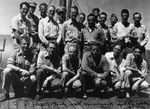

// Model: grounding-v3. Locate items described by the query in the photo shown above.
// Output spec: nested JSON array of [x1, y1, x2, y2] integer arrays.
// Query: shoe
[[0, 94, 9, 102], [82, 93, 87, 99], [34, 95, 42, 101], [126, 92, 130, 98]]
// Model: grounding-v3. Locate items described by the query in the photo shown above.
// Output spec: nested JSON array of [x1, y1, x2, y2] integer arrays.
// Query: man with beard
[[80, 13, 105, 55], [35, 42, 61, 100], [62, 44, 82, 96], [11, 2, 31, 50], [121, 45, 149, 98], [109, 14, 118, 50], [81, 42, 110, 99], [39, 3, 48, 19], [132, 12, 149, 58], [1, 36, 36, 101], [97, 12, 111, 53], [61, 6, 82, 58], [38, 5, 59, 48]]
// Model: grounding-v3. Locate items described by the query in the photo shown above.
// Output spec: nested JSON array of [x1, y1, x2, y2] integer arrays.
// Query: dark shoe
[[34, 95, 42, 101], [0, 94, 9, 102]]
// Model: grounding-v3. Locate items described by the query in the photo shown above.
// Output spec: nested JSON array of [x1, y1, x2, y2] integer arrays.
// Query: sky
[[0, 0, 150, 35]]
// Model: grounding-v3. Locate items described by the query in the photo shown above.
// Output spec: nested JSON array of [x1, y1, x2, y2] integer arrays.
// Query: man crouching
[[62, 44, 82, 97], [1, 36, 36, 101], [34, 42, 62, 100], [81, 41, 111, 99]]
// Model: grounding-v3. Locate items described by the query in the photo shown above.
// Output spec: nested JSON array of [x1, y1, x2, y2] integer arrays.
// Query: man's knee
[[36, 68, 45, 77], [141, 81, 149, 89], [62, 71, 69, 78], [51, 78, 62, 90], [2, 67, 13, 77], [72, 80, 82, 89], [30, 75, 36, 83], [125, 70, 132, 77]]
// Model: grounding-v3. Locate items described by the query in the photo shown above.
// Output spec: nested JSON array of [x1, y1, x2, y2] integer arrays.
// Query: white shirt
[[38, 17, 59, 44], [113, 22, 134, 39]]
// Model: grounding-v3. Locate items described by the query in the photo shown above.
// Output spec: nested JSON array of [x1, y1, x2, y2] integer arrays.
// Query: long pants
[[2, 67, 24, 95], [36, 68, 62, 94], [81, 71, 112, 93]]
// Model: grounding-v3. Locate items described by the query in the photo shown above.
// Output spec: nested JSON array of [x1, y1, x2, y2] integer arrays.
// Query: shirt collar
[[17, 14, 27, 23], [46, 17, 54, 23]]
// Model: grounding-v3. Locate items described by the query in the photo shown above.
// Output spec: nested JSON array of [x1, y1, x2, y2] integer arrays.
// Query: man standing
[[11, 2, 31, 50], [92, 8, 100, 24], [78, 13, 86, 30], [38, 5, 59, 48], [61, 6, 82, 57], [80, 13, 105, 55], [35, 42, 61, 100], [39, 3, 48, 19], [109, 14, 118, 50], [132, 12, 149, 57], [1, 36, 36, 101], [81, 42, 110, 99], [27, 2, 39, 45], [97, 12, 111, 53], [113, 9, 135, 58]]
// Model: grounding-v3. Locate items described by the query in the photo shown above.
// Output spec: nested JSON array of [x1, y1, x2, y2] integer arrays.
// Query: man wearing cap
[[11, 2, 31, 50], [38, 5, 59, 48], [81, 41, 110, 99], [1, 36, 37, 101], [27, 2, 40, 46], [62, 44, 82, 96], [35, 42, 61, 100]]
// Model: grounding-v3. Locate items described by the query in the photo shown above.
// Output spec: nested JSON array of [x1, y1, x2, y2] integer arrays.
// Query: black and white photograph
[[0, 0, 150, 108]]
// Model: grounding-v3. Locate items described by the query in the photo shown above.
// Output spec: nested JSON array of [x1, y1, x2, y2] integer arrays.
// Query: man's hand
[[20, 69, 29, 76], [97, 74, 104, 78]]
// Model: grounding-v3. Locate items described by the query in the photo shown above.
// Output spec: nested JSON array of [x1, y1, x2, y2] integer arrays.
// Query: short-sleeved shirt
[[113, 22, 134, 39], [132, 24, 149, 46], [62, 54, 81, 73], [82, 52, 109, 74], [38, 17, 59, 43], [37, 51, 60, 69], [81, 26, 105, 45], [11, 14, 31, 38], [7, 48, 36, 74], [61, 19, 81, 44]]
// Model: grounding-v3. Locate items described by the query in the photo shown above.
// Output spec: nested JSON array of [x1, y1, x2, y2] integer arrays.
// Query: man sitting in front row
[[81, 42, 111, 99]]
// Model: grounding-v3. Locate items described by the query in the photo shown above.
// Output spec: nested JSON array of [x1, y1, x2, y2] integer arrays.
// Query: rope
[[48, 0, 53, 5], [74, 0, 83, 12]]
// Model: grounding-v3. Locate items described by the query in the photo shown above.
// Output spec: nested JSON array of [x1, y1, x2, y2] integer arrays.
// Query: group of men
[[1, 1, 149, 101]]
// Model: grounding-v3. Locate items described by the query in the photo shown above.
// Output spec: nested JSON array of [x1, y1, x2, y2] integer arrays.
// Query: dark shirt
[[82, 52, 109, 76]]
